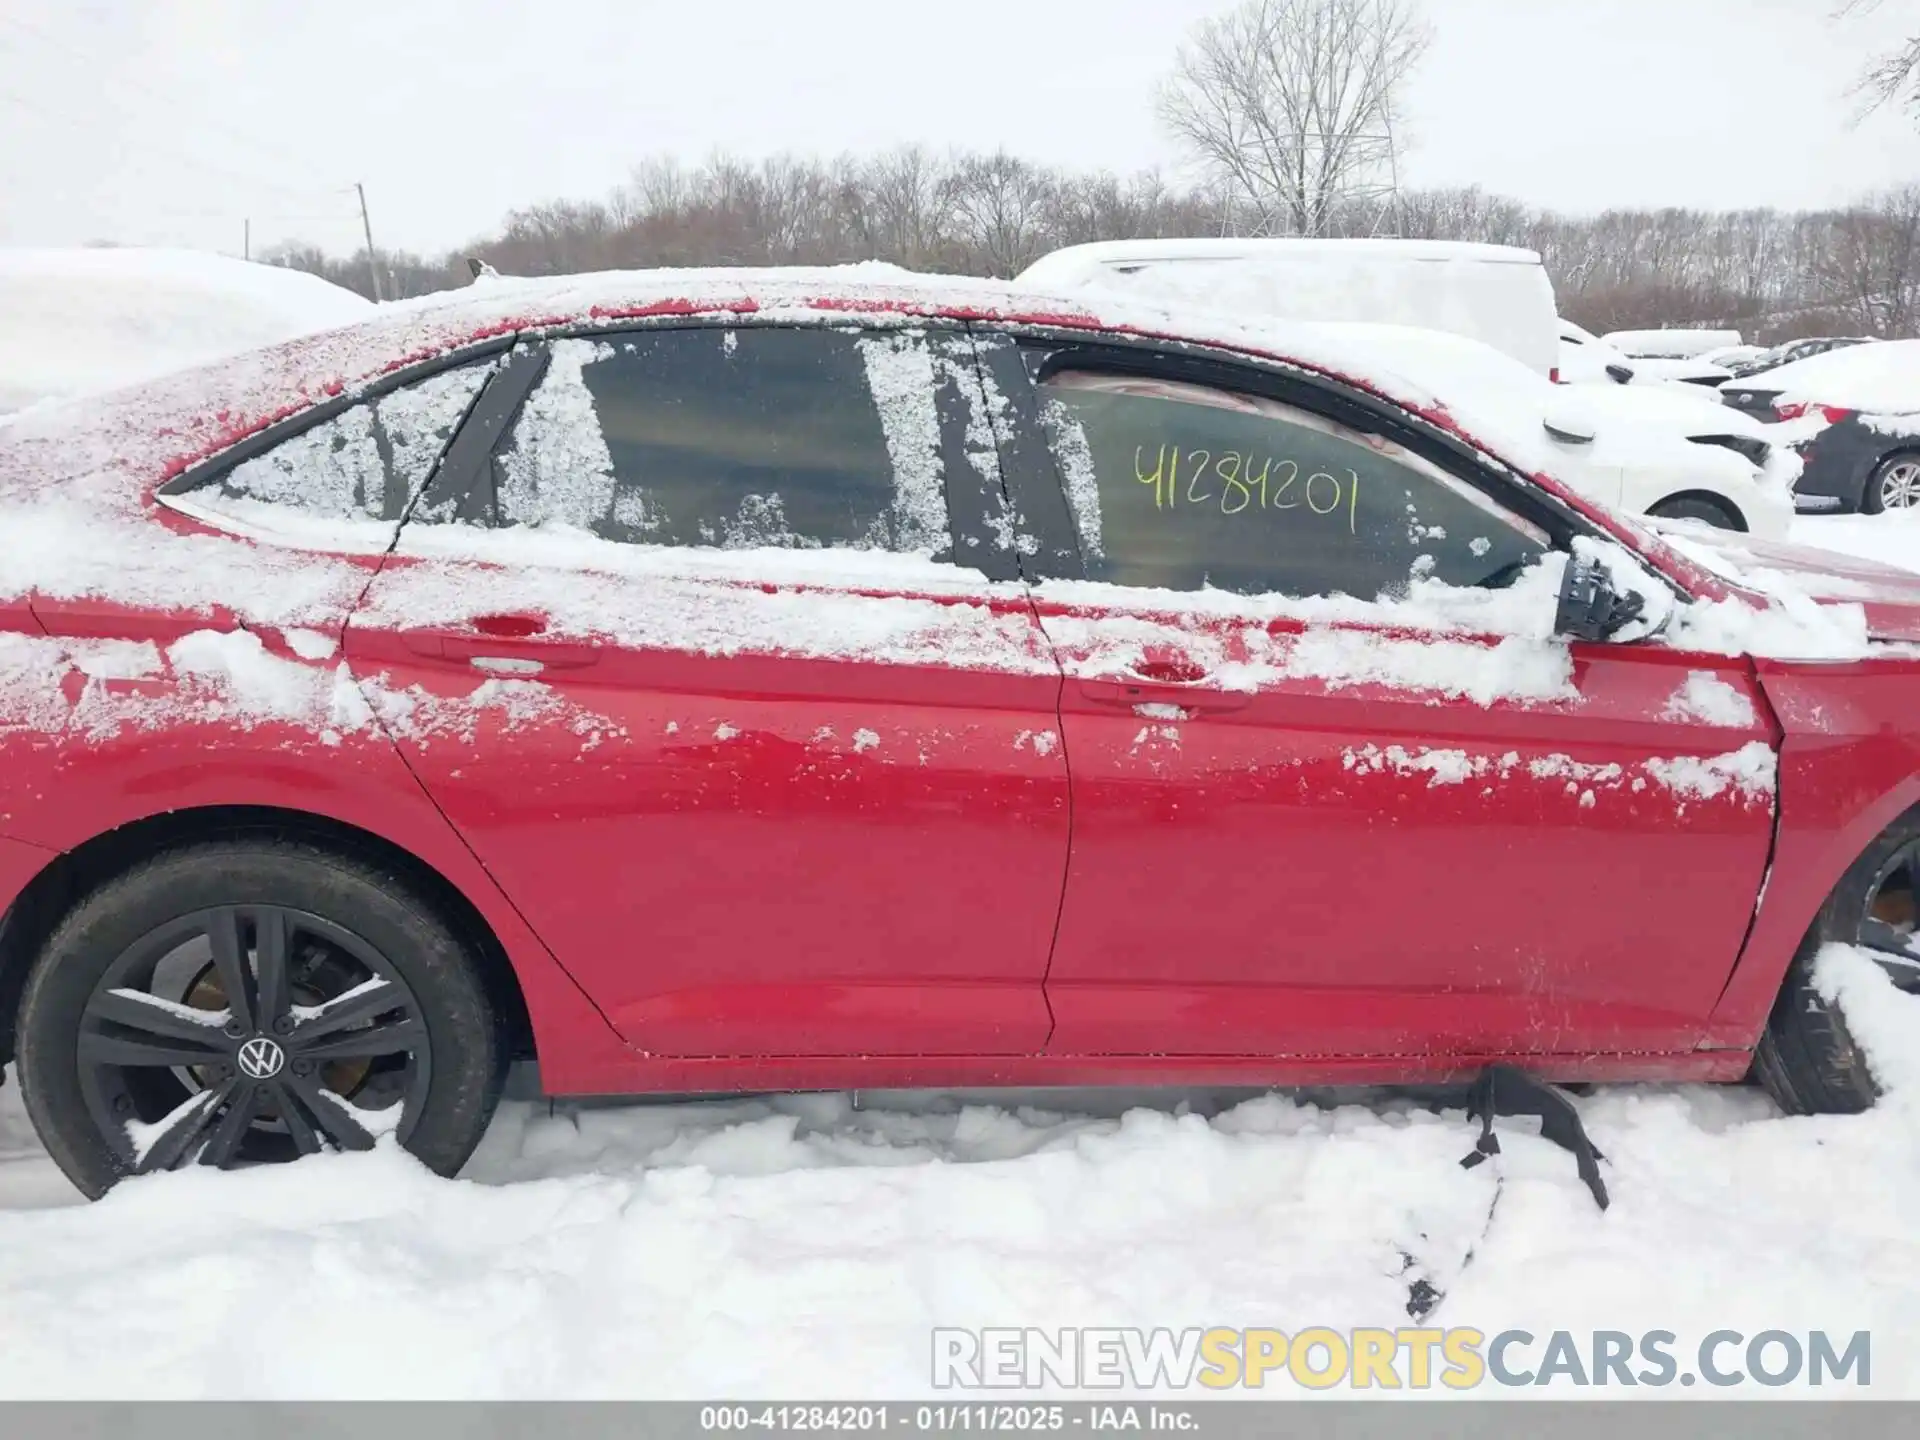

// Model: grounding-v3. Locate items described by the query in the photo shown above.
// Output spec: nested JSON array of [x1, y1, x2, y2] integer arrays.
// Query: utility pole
[[243, 218, 250, 262], [355, 182, 383, 302]]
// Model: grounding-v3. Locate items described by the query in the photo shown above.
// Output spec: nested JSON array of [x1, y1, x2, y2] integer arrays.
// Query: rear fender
[[0, 634, 631, 1091]]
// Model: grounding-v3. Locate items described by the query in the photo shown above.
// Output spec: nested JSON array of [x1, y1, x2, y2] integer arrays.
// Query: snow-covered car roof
[[1602, 329, 1744, 360], [0, 263, 1619, 527], [1018, 238, 1545, 273], [0, 247, 374, 417], [1723, 338, 1920, 414]]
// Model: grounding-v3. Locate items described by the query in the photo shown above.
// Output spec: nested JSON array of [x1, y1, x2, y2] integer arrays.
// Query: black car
[[1718, 340, 1919, 513], [1724, 336, 1871, 384], [1788, 412, 1920, 513]]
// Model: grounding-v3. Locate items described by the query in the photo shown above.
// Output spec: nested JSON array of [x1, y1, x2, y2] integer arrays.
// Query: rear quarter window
[[194, 361, 496, 525]]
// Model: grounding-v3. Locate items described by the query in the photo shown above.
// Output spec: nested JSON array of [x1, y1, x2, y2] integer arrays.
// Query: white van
[[1015, 238, 1562, 379]]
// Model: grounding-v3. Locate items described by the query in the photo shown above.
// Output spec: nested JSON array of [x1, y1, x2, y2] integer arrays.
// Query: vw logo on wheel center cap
[[236, 1036, 286, 1080]]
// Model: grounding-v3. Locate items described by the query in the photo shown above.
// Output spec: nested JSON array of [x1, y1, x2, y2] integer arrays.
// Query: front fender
[[1704, 658, 1920, 1047]]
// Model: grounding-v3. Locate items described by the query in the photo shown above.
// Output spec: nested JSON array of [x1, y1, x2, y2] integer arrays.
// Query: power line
[[0, 11, 334, 182], [0, 85, 338, 205]]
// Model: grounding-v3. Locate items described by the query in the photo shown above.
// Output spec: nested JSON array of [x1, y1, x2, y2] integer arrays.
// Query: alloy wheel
[[74, 905, 431, 1173], [1878, 458, 1920, 511], [1854, 838, 1920, 991]]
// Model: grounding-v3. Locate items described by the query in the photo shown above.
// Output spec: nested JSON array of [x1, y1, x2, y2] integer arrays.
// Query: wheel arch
[[1704, 698, 1920, 1051], [0, 805, 534, 1072], [1647, 489, 1748, 531]]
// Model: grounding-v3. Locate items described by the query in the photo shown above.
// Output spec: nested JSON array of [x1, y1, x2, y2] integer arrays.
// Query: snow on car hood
[[1657, 525, 1920, 645], [1570, 380, 1767, 440], [1301, 322, 1755, 471]]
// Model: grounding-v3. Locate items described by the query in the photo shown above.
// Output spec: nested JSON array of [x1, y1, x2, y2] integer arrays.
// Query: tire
[[16, 840, 504, 1197], [1753, 810, 1920, 1115], [1647, 494, 1743, 531], [1863, 452, 1920, 515]]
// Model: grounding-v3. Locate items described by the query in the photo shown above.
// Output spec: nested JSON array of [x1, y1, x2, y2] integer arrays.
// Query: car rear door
[[973, 331, 1778, 1063], [344, 324, 1069, 1058]]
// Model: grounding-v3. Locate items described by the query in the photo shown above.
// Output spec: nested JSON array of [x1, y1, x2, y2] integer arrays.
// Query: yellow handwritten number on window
[[1132, 445, 1359, 534]]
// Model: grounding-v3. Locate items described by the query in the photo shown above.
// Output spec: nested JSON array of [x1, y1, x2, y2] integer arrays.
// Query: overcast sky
[[3, 0, 1919, 258]]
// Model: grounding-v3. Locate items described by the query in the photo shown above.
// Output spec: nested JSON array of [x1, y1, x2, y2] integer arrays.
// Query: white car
[[1013, 245, 1791, 537], [0, 247, 374, 418], [1558, 320, 1732, 391], [1601, 327, 1744, 360], [1324, 324, 1794, 539]]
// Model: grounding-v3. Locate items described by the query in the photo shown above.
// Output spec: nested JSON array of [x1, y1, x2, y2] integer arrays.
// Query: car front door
[[344, 324, 1068, 1058], [976, 333, 1778, 1063]]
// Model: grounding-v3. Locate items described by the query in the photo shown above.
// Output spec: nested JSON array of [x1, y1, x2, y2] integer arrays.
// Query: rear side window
[[201, 362, 495, 524], [1036, 371, 1547, 600], [494, 328, 953, 558]]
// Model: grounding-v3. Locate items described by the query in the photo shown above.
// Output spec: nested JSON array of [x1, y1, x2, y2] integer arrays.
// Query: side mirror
[[1555, 552, 1648, 642], [1605, 363, 1635, 385], [1542, 402, 1598, 445]]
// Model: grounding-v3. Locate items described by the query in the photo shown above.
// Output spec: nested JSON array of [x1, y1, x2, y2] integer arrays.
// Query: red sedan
[[3, 270, 1919, 1197]]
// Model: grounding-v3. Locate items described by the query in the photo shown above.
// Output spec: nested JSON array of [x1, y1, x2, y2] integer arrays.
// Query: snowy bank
[[0, 247, 372, 416]]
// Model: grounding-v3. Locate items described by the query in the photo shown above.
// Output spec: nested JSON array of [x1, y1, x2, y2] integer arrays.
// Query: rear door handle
[[400, 630, 602, 671], [1077, 677, 1249, 714]]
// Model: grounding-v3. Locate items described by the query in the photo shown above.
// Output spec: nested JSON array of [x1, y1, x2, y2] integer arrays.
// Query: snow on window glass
[[857, 334, 947, 556], [373, 362, 498, 497], [1038, 394, 1104, 560], [496, 338, 619, 532], [208, 361, 495, 523], [217, 404, 382, 518], [494, 327, 958, 563]]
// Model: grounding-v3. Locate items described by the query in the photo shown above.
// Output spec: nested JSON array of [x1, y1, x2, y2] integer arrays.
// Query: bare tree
[[1159, 0, 1429, 237], [1814, 184, 1920, 333], [1843, 1, 1920, 116], [269, 140, 1920, 342], [946, 151, 1056, 276]]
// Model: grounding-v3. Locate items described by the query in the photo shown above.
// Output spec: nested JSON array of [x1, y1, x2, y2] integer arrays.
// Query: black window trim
[[158, 337, 517, 501], [408, 342, 549, 528]]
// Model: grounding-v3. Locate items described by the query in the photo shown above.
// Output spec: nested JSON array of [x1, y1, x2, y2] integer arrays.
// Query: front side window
[[1036, 370, 1547, 600], [492, 327, 955, 559], [197, 361, 496, 524]]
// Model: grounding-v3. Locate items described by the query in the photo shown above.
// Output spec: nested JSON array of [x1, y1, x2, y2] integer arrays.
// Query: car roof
[[0, 262, 1761, 648], [0, 263, 1674, 585], [0, 265, 1562, 490], [1018, 239, 1546, 277]]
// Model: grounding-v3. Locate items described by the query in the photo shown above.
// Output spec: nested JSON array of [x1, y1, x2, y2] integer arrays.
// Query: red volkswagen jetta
[[3, 269, 1919, 1196]]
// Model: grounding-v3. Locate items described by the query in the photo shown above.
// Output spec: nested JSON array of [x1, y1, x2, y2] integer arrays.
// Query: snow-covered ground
[[1792, 512, 1920, 574], [1, 947, 1917, 1398]]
